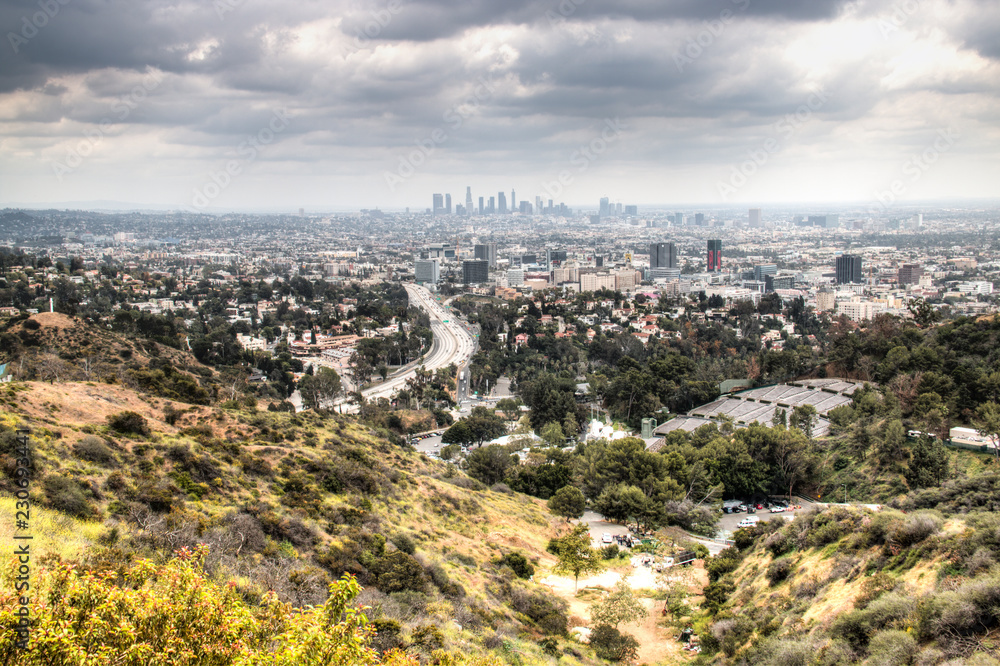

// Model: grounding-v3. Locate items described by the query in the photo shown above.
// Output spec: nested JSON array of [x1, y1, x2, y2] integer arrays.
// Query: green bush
[[831, 593, 915, 649], [589, 625, 639, 662], [73, 435, 116, 466], [108, 411, 151, 437], [866, 630, 917, 666], [600, 544, 620, 560], [43, 475, 93, 519], [496, 552, 535, 579], [390, 533, 416, 555], [856, 572, 897, 608], [707, 547, 743, 582], [766, 558, 794, 586]]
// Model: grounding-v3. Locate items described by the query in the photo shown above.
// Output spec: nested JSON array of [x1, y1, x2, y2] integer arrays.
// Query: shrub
[[538, 637, 559, 656], [43, 475, 93, 519], [764, 529, 794, 557], [370, 618, 404, 653], [866, 630, 917, 666], [856, 572, 897, 609], [372, 551, 427, 594], [766, 558, 794, 586], [707, 547, 743, 582], [107, 411, 150, 437], [589, 625, 639, 662], [390, 533, 416, 555], [73, 435, 116, 466], [831, 593, 915, 649], [893, 512, 942, 547], [600, 544, 620, 560], [496, 552, 534, 579]]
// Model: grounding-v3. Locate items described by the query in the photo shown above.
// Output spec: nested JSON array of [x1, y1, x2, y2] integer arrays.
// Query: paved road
[[331, 284, 476, 411]]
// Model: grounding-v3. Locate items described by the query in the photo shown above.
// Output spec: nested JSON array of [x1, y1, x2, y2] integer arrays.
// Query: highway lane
[[358, 283, 476, 404]]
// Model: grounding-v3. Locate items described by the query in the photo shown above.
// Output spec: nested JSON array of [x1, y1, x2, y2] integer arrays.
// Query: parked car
[[737, 504, 748, 513], [770, 505, 785, 513], [738, 516, 760, 528], [602, 533, 613, 544]]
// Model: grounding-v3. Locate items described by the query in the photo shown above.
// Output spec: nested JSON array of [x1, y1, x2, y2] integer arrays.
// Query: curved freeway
[[360, 283, 476, 403]]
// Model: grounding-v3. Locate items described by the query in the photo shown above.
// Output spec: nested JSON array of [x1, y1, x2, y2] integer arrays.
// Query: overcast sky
[[0, 0, 998, 212]]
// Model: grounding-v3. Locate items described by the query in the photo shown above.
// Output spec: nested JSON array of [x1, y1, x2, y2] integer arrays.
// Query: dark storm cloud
[[342, 0, 855, 43]]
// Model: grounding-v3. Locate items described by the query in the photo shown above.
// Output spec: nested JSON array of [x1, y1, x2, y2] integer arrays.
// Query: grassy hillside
[[0, 379, 605, 665], [693, 506, 1000, 665]]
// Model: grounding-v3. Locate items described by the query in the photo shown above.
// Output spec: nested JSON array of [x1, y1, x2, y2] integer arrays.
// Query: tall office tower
[[462, 260, 489, 284], [625, 205, 638, 216], [535, 196, 543, 214], [511, 189, 516, 211], [599, 197, 610, 217], [649, 242, 678, 269], [547, 199, 553, 212], [707, 239, 723, 272], [498, 192, 507, 214], [433, 193, 444, 215], [465, 187, 473, 216], [695, 213, 705, 225], [519, 201, 532, 215], [474, 243, 498, 269], [445, 194, 452, 215], [749, 208, 762, 227], [898, 263, 924, 286], [478, 196, 484, 215], [488, 196, 495, 213], [414, 259, 440, 284], [616, 203, 623, 216], [836, 255, 864, 284], [753, 264, 777, 281], [674, 212, 683, 225], [545, 249, 567, 269]]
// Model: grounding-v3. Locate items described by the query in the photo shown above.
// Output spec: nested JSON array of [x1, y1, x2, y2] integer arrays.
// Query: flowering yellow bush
[[0, 545, 384, 666]]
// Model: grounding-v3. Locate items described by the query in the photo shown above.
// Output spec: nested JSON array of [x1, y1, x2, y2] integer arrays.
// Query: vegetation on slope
[[695, 506, 1000, 665]]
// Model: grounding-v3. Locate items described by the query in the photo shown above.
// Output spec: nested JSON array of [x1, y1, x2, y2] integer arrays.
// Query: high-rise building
[[599, 197, 610, 217], [535, 196, 543, 214], [615, 203, 623, 216], [498, 192, 507, 214], [674, 212, 683, 225], [816, 289, 836, 312], [836, 254, 863, 284], [478, 196, 484, 214], [414, 259, 440, 284], [808, 214, 840, 228], [465, 187, 473, 217], [474, 243, 498, 268], [432, 193, 444, 215], [546, 249, 567, 268], [749, 208, 762, 227], [625, 205, 638, 216], [519, 201, 532, 215], [649, 242, 678, 270], [753, 264, 777, 281], [695, 213, 705, 225], [765, 275, 795, 292], [898, 263, 924, 286], [488, 196, 495, 213], [462, 260, 489, 284], [445, 194, 452, 215], [707, 239, 722, 272], [511, 189, 516, 211]]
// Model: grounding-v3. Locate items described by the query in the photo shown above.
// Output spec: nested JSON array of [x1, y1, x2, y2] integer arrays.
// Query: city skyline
[[1, 0, 998, 211]]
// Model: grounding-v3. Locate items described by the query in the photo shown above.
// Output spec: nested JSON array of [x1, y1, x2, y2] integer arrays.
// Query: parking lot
[[717, 498, 816, 537]]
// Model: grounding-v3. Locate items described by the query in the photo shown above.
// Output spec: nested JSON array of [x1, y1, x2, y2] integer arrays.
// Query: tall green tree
[[547, 485, 586, 521], [552, 524, 604, 591]]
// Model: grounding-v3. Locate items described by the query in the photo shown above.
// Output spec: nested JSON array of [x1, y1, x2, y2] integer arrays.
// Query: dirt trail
[[539, 557, 705, 664]]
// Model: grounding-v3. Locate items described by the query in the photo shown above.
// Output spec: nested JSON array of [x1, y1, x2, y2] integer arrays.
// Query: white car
[[770, 506, 785, 513], [737, 516, 760, 528], [602, 533, 613, 544]]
